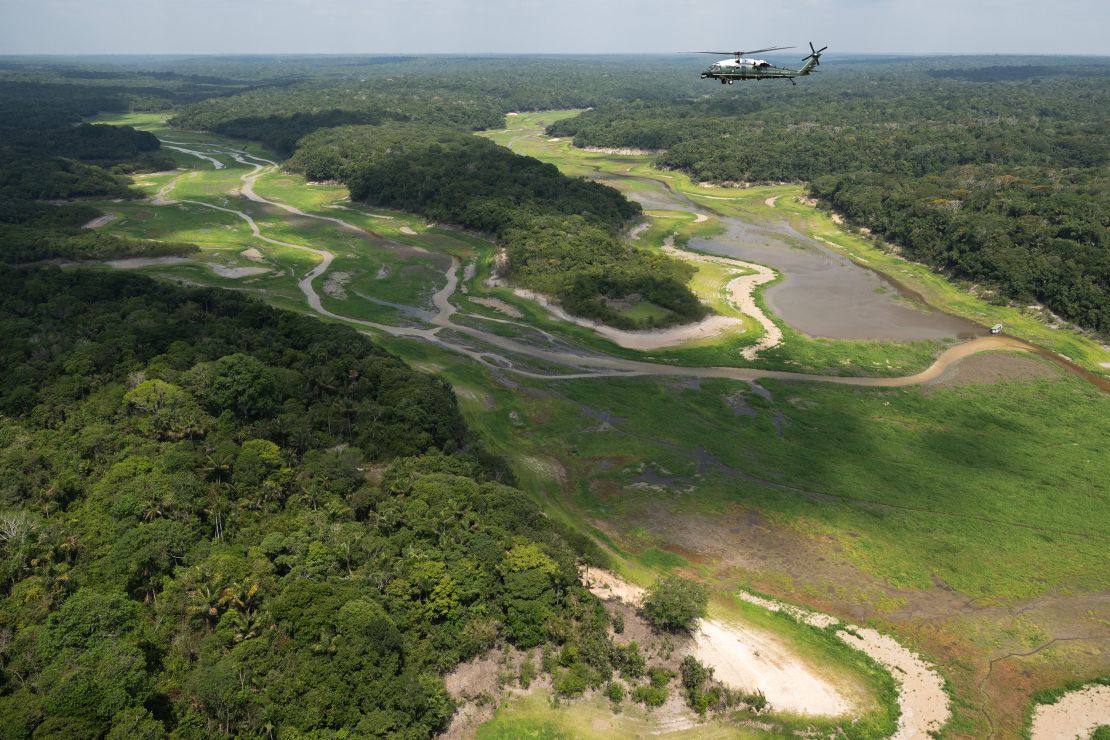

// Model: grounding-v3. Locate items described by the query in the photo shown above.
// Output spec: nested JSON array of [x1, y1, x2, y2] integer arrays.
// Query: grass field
[[82, 111, 1110, 738]]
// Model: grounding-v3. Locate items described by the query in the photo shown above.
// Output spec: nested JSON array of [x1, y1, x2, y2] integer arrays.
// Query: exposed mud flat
[[326, 203, 395, 219], [106, 256, 194, 269], [82, 214, 118, 229], [737, 591, 949, 739], [838, 628, 948, 739], [470, 296, 523, 318], [922, 351, 1062, 389], [513, 284, 745, 350], [691, 619, 853, 717], [581, 145, 659, 155], [1030, 684, 1110, 740], [690, 220, 983, 341], [208, 264, 270, 279], [323, 271, 352, 299], [163, 144, 225, 169]]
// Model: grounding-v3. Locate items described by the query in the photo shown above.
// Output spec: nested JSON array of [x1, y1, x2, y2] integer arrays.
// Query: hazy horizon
[[1, 0, 1107, 57]]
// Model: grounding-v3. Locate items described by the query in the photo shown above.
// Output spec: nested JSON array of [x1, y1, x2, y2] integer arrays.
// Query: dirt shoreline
[[582, 569, 855, 718], [737, 589, 950, 738], [662, 237, 782, 359], [1030, 684, 1110, 739], [583, 568, 950, 735]]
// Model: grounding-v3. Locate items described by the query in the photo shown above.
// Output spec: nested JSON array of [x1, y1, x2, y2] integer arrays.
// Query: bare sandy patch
[[743, 591, 949, 738], [581, 146, 659, 155], [453, 385, 494, 410], [764, 197, 779, 208], [1031, 684, 1110, 740], [208, 264, 270, 279], [240, 247, 263, 261], [738, 592, 838, 629], [691, 619, 852, 717], [399, 226, 417, 236], [470, 296, 523, 318], [106, 256, 193, 269], [326, 204, 395, 219], [582, 569, 853, 718], [323, 270, 352, 299], [693, 213, 709, 223], [442, 652, 525, 739], [831, 213, 845, 225], [82, 214, 118, 229], [838, 628, 948, 739], [582, 567, 644, 605], [521, 455, 567, 485]]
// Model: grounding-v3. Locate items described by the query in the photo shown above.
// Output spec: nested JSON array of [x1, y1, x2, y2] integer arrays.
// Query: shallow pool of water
[[690, 219, 983, 341]]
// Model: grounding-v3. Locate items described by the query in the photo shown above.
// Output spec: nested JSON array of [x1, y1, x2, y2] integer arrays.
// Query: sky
[[0, 0, 1107, 56]]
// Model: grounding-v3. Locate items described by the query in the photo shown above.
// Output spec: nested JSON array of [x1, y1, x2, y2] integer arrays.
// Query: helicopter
[[691, 42, 828, 85]]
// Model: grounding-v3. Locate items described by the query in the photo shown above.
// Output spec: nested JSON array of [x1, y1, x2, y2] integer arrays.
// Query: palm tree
[[218, 581, 259, 615]]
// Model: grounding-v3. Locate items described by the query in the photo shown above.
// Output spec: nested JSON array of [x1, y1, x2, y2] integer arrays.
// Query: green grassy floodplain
[[82, 111, 1110, 738], [485, 111, 1110, 377]]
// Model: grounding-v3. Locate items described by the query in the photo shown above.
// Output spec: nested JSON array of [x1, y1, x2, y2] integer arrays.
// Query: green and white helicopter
[[693, 42, 828, 85]]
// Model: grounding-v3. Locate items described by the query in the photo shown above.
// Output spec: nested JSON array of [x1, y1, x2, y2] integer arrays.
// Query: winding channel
[[149, 139, 1109, 393]]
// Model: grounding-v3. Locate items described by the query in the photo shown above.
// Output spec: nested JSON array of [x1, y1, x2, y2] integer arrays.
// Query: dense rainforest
[[0, 81, 193, 263], [548, 58, 1110, 334], [0, 266, 644, 737]]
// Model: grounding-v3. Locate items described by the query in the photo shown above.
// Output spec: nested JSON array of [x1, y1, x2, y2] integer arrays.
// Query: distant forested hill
[[0, 79, 190, 263], [0, 266, 614, 737], [547, 57, 1110, 334]]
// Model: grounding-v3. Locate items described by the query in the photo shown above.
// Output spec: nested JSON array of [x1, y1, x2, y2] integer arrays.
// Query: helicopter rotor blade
[[739, 45, 794, 56], [683, 46, 794, 57]]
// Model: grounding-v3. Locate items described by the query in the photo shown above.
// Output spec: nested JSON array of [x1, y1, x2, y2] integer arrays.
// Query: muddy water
[[591, 174, 696, 212], [690, 219, 983, 341]]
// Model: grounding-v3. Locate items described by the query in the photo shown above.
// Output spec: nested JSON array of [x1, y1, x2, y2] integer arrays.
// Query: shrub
[[606, 681, 625, 704], [642, 575, 709, 633], [615, 642, 645, 680], [631, 683, 668, 708], [647, 666, 674, 689]]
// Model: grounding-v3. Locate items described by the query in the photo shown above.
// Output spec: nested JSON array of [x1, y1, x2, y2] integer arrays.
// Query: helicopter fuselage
[[702, 57, 803, 83]]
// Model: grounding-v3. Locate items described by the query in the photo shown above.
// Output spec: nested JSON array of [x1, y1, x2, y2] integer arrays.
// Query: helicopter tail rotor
[[802, 42, 828, 65], [799, 42, 827, 74]]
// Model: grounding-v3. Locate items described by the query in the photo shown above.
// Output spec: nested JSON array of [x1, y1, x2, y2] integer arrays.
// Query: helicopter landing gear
[[727, 79, 734, 84], [720, 78, 727, 84]]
